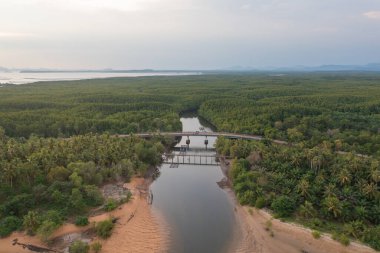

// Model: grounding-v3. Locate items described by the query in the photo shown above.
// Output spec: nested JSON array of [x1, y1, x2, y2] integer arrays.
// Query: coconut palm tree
[[323, 196, 342, 218], [297, 178, 310, 198], [339, 169, 352, 185]]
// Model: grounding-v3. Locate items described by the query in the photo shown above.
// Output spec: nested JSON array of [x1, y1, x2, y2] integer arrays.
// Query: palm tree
[[299, 201, 316, 218], [323, 196, 342, 218], [370, 169, 380, 183], [297, 178, 310, 198], [362, 182, 379, 200], [324, 183, 337, 198], [339, 169, 351, 185], [3, 162, 17, 188]]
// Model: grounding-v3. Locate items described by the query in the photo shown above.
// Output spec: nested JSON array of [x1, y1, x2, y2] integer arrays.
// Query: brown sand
[[230, 201, 378, 253], [99, 178, 169, 253], [0, 178, 169, 253], [219, 160, 377, 253]]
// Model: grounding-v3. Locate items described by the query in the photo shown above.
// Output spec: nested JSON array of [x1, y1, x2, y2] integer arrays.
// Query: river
[[150, 115, 237, 253]]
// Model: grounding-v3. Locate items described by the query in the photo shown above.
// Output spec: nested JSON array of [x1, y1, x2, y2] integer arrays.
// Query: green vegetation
[[0, 73, 379, 249], [0, 74, 379, 158], [0, 216, 22, 237], [91, 242, 102, 253], [75, 216, 89, 226], [217, 137, 380, 250], [312, 230, 321, 239], [0, 133, 166, 238], [69, 240, 89, 253], [103, 199, 118, 212], [95, 219, 114, 239], [271, 196, 296, 218]]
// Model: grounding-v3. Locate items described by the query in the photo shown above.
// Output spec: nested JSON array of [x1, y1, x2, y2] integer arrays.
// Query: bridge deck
[[119, 131, 288, 144]]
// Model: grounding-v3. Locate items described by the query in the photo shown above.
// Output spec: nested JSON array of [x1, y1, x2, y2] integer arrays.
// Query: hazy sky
[[1, 0, 380, 69]]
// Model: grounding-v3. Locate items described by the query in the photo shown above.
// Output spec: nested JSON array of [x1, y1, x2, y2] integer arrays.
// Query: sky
[[0, 0, 380, 69]]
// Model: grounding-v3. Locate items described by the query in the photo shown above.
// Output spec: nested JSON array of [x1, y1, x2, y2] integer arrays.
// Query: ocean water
[[0, 71, 201, 85]]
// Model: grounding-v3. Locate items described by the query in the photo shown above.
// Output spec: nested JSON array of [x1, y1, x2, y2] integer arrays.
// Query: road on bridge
[[118, 131, 288, 145]]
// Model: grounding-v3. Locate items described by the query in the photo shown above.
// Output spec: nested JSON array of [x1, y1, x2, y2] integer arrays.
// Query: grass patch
[[312, 230, 321, 239]]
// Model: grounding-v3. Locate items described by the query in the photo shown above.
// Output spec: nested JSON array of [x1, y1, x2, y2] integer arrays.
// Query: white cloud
[[363, 11, 380, 20], [241, 4, 251, 10], [1, 0, 380, 68], [8, 0, 194, 12]]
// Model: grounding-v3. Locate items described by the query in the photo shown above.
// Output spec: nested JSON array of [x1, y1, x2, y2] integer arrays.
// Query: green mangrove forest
[[0, 73, 379, 249]]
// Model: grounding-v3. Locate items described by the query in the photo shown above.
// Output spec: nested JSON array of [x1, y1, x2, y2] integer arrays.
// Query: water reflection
[[151, 116, 236, 253]]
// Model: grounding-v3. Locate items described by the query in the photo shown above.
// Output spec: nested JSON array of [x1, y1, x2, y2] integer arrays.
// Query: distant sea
[[0, 71, 201, 85]]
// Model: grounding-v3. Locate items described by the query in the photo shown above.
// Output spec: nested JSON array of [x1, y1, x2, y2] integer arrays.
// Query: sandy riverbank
[[219, 160, 378, 253], [0, 177, 169, 253]]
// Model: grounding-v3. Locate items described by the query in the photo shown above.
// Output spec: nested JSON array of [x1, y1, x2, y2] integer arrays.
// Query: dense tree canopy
[[0, 73, 379, 249], [0, 133, 166, 238], [0, 73, 379, 157], [216, 137, 380, 250]]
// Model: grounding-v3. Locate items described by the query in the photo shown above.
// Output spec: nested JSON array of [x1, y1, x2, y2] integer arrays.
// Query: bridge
[[162, 153, 222, 166], [119, 131, 288, 145]]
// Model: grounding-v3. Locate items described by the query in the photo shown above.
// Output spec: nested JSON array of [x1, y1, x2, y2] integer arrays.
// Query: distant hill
[[224, 63, 380, 72], [0, 66, 10, 72], [276, 63, 380, 72]]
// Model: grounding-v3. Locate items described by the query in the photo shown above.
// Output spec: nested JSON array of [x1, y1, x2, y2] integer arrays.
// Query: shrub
[[343, 220, 365, 239], [237, 190, 255, 205], [265, 219, 272, 231], [338, 234, 350, 246], [0, 216, 22, 237], [69, 240, 89, 253], [271, 196, 296, 217], [42, 210, 64, 226], [312, 230, 321, 239], [75, 216, 89, 226], [255, 197, 266, 209], [103, 199, 117, 212], [0, 194, 34, 217], [37, 220, 58, 242], [84, 185, 104, 206], [362, 226, 380, 251], [119, 192, 132, 204], [95, 219, 114, 239], [308, 218, 323, 229], [331, 231, 339, 241], [23, 211, 41, 235], [70, 188, 85, 212], [91, 242, 102, 253]]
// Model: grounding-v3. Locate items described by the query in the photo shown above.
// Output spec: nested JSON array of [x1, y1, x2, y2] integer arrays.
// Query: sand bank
[[219, 160, 378, 253], [0, 177, 169, 253], [230, 201, 377, 253]]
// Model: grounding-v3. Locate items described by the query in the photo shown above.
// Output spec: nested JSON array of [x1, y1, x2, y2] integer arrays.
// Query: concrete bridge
[[118, 131, 288, 145]]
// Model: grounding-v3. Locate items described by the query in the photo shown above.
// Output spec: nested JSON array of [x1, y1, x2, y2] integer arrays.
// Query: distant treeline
[[0, 73, 379, 157]]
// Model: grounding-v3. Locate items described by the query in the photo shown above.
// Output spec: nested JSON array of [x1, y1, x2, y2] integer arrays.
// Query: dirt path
[[0, 177, 169, 253]]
